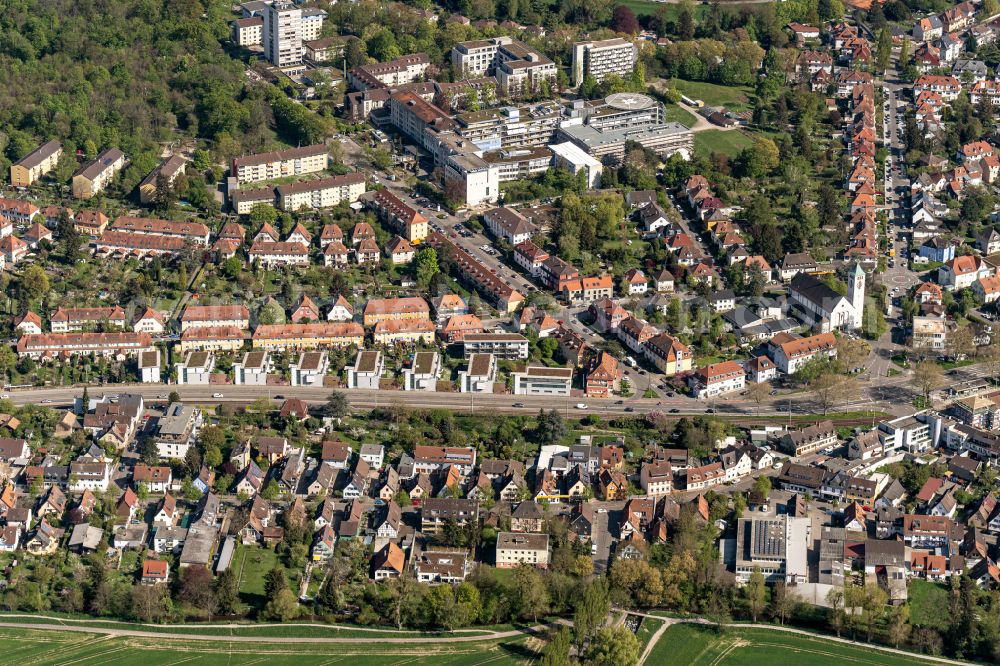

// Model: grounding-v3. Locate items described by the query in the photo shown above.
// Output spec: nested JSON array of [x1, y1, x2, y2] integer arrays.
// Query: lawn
[[233, 543, 285, 604], [663, 103, 699, 127], [614, 0, 709, 17], [646, 624, 940, 666], [694, 130, 754, 157], [671, 80, 754, 111], [0, 627, 538, 665], [909, 579, 952, 630]]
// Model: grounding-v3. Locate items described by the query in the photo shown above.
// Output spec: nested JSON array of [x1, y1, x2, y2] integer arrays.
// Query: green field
[[663, 103, 699, 127], [0, 627, 537, 665], [694, 130, 754, 156], [908, 579, 951, 630], [672, 80, 754, 111], [646, 624, 939, 665]]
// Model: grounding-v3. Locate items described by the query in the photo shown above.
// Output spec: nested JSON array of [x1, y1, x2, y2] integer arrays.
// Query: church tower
[[848, 262, 865, 329]]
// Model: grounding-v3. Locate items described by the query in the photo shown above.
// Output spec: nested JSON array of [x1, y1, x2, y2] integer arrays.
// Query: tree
[[888, 603, 911, 648], [513, 565, 549, 621], [264, 567, 287, 601], [827, 587, 845, 637], [985, 0, 999, 16], [611, 5, 640, 34], [912, 361, 944, 404], [745, 568, 766, 622], [743, 137, 780, 178], [746, 381, 771, 415], [812, 373, 857, 415], [179, 566, 216, 616], [677, 0, 696, 40], [876, 27, 892, 71], [263, 588, 300, 621], [129, 584, 169, 622], [415, 247, 440, 290], [215, 568, 241, 615], [324, 390, 350, 418], [574, 577, 610, 648], [752, 475, 771, 501], [535, 409, 567, 445], [539, 625, 572, 666], [770, 582, 796, 625], [585, 626, 640, 666], [19, 265, 50, 302]]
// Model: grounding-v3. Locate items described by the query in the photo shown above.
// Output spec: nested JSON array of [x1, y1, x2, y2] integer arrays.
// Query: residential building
[[276, 173, 366, 212], [572, 38, 637, 85], [251, 322, 364, 351], [231, 144, 328, 184], [10, 140, 62, 187], [289, 351, 329, 386], [138, 155, 186, 205], [347, 350, 383, 389], [463, 332, 529, 359], [688, 361, 745, 399], [180, 304, 250, 332], [175, 351, 215, 385], [154, 403, 201, 460], [779, 421, 837, 456], [495, 532, 549, 568], [72, 148, 125, 199], [771, 332, 838, 374], [458, 353, 496, 393], [403, 351, 441, 391], [512, 365, 574, 395]]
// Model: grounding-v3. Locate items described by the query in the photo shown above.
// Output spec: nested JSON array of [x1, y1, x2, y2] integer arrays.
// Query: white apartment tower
[[264, 2, 303, 67], [572, 38, 637, 86]]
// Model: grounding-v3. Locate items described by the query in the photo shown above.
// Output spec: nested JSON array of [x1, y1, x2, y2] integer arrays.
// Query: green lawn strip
[[0, 613, 499, 638], [0, 628, 535, 665], [663, 103, 699, 127]]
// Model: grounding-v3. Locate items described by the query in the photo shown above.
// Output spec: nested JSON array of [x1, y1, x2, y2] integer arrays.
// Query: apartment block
[[10, 140, 62, 187], [403, 351, 441, 391], [231, 144, 328, 184], [263, 1, 303, 67], [572, 38, 637, 85], [110, 216, 209, 246], [276, 173, 366, 212], [251, 322, 364, 351], [362, 297, 430, 326], [175, 351, 215, 385], [456, 104, 560, 151], [348, 54, 431, 90], [138, 155, 187, 205], [495, 532, 549, 568], [231, 16, 263, 46], [290, 351, 329, 386], [233, 350, 271, 385], [72, 148, 125, 199], [458, 353, 496, 393], [512, 366, 573, 396], [16, 332, 152, 359], [50, 306, 126, 333], [369, 188, 429, 242], [347, 350, 383, 389], [180, 305, 250, 332]]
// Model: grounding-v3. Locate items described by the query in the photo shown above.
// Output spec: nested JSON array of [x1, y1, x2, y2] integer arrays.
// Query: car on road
[[212, 393, 224, 398], [575, 403, 588, 409], [512, 402, 525, 408], [669, 408, 680, 413], [41, 399, 51, 404], [624, 407, 634, 412], [0, 394, 8, 400], [706, 408, 716, 413]]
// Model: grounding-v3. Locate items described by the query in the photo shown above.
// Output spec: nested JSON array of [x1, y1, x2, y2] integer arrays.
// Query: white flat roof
[[549, 142, 601, 167]]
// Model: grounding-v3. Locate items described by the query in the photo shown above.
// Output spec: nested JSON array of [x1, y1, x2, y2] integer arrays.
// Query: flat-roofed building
[[276, 173, 366, 212], [347, 350, 383, 389], [348, 53, 431, 90], [154, 402, 202, 460], [549, 142, 602, 188], [512, 365, 573, 396], [481, 147, 552, 182], [11, 140, 62, 187], [231, 144, 328, 184], [233, 350, 271, 385], [463, 333, 529, 359], [139, 349, 161, 383], [559, 121, 693, 161], [456, 104, 560, 150], [414, 550, 472, 583], [290, 351, 328, 386], [403, 351, 441, 391], [496, 532, 549, 568], [72, 148, 126, 199], [458, 353, 497, 393], [572, 38, 637, 85], [175, 351, 215, 385], [230, 186, 276, 214]]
